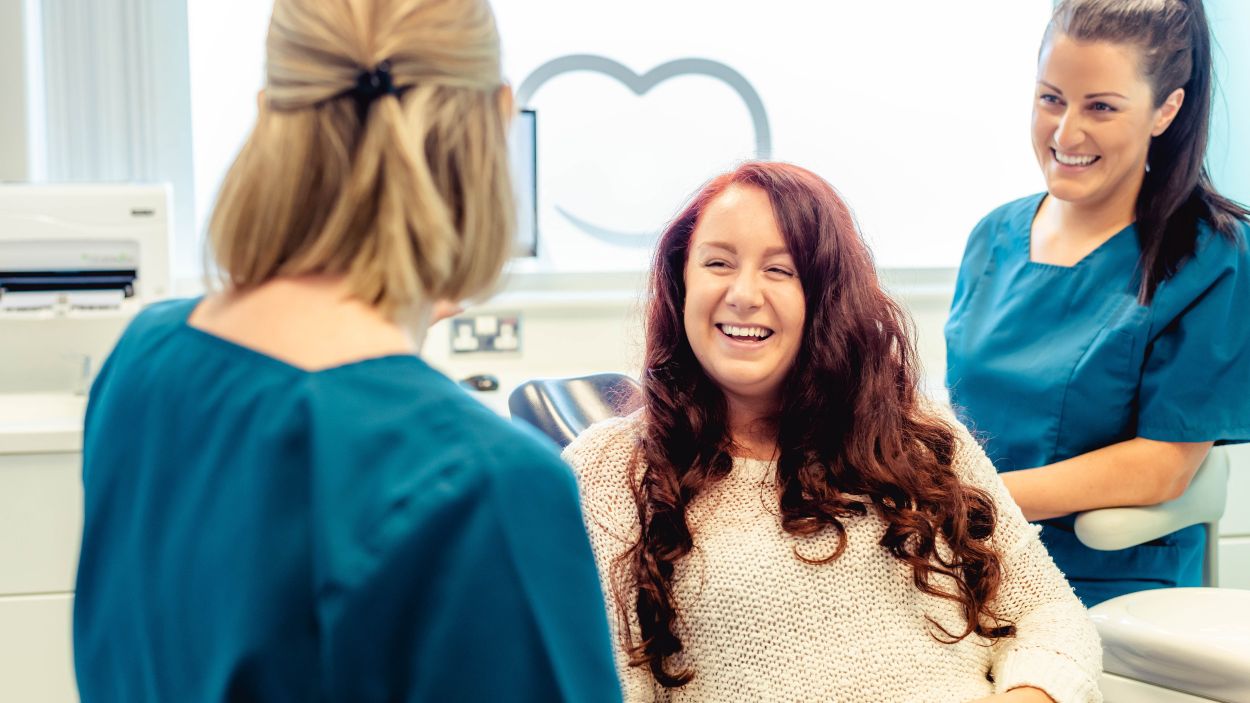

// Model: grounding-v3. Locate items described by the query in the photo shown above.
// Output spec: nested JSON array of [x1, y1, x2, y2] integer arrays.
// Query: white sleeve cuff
[[994, 646, 1102, 703]]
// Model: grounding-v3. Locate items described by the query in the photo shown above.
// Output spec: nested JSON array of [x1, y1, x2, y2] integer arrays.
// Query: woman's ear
[[1151, 88, 1185, 137], [498, 83, 514, 121], [430, 300, 464, 326]]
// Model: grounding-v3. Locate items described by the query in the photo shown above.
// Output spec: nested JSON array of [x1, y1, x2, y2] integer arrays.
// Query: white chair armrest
[[1074, 448, 1230, 551]]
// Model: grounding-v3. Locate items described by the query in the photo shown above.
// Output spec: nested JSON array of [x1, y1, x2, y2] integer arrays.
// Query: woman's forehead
[[1038, 34, 1151, 97], [691, 185, 789, 253]]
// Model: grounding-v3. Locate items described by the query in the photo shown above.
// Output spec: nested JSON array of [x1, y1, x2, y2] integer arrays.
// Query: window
[[491, 0, 1054, 270], [178, 1, 1250, 274], [187, 0, 274, 276], [33, 1, 1250, 281]]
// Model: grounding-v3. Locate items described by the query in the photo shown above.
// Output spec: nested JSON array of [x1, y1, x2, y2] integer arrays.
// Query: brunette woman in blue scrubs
[[946, 0, 1250, 607]]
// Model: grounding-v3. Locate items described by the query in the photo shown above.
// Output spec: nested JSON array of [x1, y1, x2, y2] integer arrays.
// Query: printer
[[0, 184, 171, 391], [0, 184, 171, 702]]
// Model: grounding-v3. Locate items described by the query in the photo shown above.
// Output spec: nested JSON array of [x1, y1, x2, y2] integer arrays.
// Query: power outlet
[[450, 313, 521, 353]]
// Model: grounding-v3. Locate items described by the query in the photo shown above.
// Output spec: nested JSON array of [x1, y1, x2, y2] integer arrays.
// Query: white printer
[[0, 184, 171, 703]]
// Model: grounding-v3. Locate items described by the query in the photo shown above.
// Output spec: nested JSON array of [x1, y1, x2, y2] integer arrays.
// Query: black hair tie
[[350, 61, 400, 116]]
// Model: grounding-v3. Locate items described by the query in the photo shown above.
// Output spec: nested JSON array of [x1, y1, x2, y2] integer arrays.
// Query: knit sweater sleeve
[[948, 417, 1104, 703], [562, 414, 656, 702]]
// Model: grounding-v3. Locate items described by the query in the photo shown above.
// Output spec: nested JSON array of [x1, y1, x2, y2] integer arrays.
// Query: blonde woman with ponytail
[[73, 1, 621, 701]]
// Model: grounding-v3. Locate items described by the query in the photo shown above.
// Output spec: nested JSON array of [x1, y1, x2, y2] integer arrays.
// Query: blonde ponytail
[[208, 0, 514, 317]]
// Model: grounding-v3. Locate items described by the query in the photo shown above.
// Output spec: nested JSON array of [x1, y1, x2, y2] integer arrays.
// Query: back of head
[[209, 0, 514, 316], [1046, 0, 1249, 302]]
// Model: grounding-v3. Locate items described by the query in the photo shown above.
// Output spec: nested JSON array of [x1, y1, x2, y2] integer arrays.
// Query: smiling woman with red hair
[[564, 162, 1101, 702]]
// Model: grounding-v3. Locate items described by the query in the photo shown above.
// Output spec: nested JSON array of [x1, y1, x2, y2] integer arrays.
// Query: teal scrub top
[[945, 194, 1250, 607], [75, 298, 622, 703]]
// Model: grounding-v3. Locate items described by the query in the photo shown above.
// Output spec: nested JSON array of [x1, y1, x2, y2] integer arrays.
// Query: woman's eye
[[1091, 102, 1116, 112], [767, 267, 795, 277], [1039, 93, 1061, 105], [704, 260, 729, 269]]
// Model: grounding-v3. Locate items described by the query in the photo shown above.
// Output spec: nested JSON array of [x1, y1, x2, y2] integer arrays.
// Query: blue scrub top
[[945, 194, 1250, 606], [75, 298, 622, 703]]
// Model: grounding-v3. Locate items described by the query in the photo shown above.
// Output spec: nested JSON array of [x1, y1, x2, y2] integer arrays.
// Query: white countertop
[[0, 393, 88, 454]]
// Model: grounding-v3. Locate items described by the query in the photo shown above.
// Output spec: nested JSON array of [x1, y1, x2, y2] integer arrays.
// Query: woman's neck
[[725, 395, 779, 461], [1045, 189, 1137, 237], [190, 274, 429, 370], [1032, 183, 1139, 266]]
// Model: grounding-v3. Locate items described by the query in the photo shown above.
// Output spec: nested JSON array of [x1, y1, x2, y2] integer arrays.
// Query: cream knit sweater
[[563, 413, 1102, 703]]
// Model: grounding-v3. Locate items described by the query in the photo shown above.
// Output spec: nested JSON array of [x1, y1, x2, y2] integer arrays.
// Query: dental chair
[[509, 375, 1250, 702], [1075, 448, 1250, 703], [507, 373, 642, 448]]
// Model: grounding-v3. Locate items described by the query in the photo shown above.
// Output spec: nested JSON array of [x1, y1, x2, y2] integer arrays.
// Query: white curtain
[[39, 0, 197, 274]]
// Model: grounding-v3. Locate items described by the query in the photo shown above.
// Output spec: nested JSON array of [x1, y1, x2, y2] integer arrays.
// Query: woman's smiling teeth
[[717, 323, 774, 341], [1052, 148, 1100, 167]]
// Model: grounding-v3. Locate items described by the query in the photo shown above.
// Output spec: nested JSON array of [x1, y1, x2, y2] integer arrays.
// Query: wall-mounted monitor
[[509, 108, 537, 257]]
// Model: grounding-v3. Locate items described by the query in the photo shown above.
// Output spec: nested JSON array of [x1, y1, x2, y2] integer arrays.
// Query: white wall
[[183, 0, 1052, 276], [424, 276, 1250, 589], [423, 268, 956, 406]]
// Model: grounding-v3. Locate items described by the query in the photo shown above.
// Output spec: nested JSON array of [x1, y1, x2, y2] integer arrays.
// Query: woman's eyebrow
[[1038, 80, 1127, 100], [698, 241, 736, 254], [696, 242, 790, 258]]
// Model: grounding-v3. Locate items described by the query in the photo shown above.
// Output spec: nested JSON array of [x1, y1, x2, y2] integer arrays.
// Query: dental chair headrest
[[508, 373, 642, 448]]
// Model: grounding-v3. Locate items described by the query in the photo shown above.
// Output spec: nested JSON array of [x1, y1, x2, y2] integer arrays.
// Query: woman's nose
[[725, 272, 763, 311], [1053, 108, 1087, 151]]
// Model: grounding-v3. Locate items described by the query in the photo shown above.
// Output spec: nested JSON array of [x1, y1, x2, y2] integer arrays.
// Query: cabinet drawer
[[0, 593, 78, 703], [0, 452, 83, 594]]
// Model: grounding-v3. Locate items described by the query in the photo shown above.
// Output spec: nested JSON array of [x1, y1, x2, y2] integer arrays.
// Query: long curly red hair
[[620, 162, 1014, 687]]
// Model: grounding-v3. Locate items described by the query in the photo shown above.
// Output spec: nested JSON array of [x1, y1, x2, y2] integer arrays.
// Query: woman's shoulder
[[1152, 214, 1250, 318], [971, 193, 1045, 236], [310, 363, 579, 528], [561, 411, 644, 519], [108, 297, 200, 356], [917, 396, 996, 487], [993, 192, 1046, 220], [1193, 214, 1250, 267], [955, 194, 1044, 276], [562, 411, 644, 472], [133, 296, 200, 328], [307, 370, 594, 592]]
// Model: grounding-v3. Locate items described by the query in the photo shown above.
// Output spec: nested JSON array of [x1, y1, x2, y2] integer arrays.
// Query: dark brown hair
[[1046, 0, 1249, 303], [621, 162, 1014, 687]]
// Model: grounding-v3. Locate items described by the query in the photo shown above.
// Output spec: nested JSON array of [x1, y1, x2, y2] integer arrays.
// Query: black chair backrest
[[508, 373, 642, 447]]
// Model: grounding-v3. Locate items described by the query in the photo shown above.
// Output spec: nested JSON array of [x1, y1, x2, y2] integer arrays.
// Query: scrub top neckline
[[1023, 193, 1136, 271], [179, 297, 422, 375]]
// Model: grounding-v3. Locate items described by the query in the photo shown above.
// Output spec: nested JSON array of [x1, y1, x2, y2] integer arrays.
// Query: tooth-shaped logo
[[517, 55, 772, 248]]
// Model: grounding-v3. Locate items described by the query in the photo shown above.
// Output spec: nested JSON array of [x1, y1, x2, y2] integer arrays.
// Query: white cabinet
[[0, 594, 77, 703], [0, 452, 83, 594], [1219, 444, 1250, 589], [0, 394, 85, 703]]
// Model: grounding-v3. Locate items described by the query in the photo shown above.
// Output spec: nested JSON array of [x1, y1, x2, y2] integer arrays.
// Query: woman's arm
[[562, 416, 657, 702], [1001, 438, 1212, 522], [944, 415, 1103, 703]]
